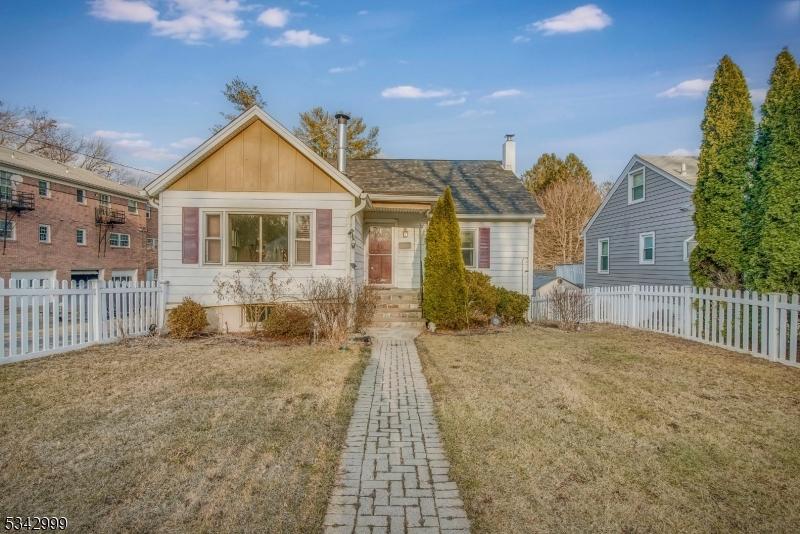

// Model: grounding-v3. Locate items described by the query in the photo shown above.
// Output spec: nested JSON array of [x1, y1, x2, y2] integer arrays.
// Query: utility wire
[[0, 127, 160, 176]]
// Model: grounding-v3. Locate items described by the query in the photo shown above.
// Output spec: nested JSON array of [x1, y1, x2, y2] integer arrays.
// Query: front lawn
[[0, 336, 367, 533], [418, 325, 800, 533]]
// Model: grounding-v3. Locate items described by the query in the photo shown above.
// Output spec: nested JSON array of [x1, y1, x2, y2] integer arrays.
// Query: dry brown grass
[[418, 325, 800, 533], [0, 335, 368, 533]]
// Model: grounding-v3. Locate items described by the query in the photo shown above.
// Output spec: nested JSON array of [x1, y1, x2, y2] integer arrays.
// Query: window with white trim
[[683, 234, 697, 261], [127, 199, 138, 213], [76, 228, 87, 246], [639, 232, 655, 264], [598, 238, 610, 274], [0, 170, 12, 200], [76, 188, 86, 204], [227, 213, 288, 264], [39, 224, 51, 243], [0, 220, 15, 240], [204, 213, 222, 264], [628, 167, 645, 204], [146, 237, 158, 250], [146, 204, 152, 219], [99, 193, 110, 207], [38, 180, 50, 197], [460, 230, 476, 268], [294, 213, 312, 265], [109, 232, 130, 248]]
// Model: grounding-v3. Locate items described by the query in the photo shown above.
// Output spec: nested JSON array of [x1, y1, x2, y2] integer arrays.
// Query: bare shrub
[[352, 283, 377, 333], [213, 268, 292, 334], [549, 289, 589, 331], [167, 298, 209, 339], [263, 304, 313, 340], [303, 277, 352, 346]]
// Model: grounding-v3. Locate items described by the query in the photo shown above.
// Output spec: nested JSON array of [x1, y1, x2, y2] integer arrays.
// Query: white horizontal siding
[[160, 190, 355, 307], [460, 219, 532, 294]]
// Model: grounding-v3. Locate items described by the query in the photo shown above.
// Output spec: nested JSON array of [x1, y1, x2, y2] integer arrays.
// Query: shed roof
[[344, 159, 542, 216]]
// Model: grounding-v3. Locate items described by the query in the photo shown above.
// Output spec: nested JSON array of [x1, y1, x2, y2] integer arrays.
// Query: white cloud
[[750, 88, 768, 105], [269, 29, 329, 47], [484, 89, 522, 99], [657, 79, 712, 98], [458, 109, 495, 119], [328, 60, 365, 74], [170, 136, 205, 149], [93, 130, 143, 140], [667, 148, 699, 157], [437, 97, 467, 106], [529, 4, 612, 35], [512, 35, 530, 43], [781, 1, 800, 19], [257, 7, 290, 28], [132, 147, 180, 161], [357, 9, 369, 15], [88, 0, 248, 44], [381, 85, 452, 99], [89, 0, 157, 23]]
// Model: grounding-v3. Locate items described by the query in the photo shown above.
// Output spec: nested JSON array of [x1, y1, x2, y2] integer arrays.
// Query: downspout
[[348, 193, 369, 282]]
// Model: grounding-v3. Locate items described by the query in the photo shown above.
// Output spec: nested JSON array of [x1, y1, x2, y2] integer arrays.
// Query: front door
[[368, 225, 392, 285]]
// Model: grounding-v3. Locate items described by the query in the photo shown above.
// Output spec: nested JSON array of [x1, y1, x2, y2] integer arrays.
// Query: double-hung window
[[639, 232, 655, 264], [146, 205, 152, 219], [109, 232, 130, 248], [0, 220, 15, 240], [76, 189, 86, 204], [598, 238, 610, 274], [460, 230, 476, 268], [0, 171, 12, 201], [294, 213, 312, 265], [39, 224, 51, 243], [99, 193, 110, 207], [628, 168, 645, 203], [38, 180, 50, 197], [127, 199, 138, 213], [76, 228, 87, 246], [204, 213, 222, 264]]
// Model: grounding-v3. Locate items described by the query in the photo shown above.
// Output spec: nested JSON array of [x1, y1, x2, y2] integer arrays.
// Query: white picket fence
[[1, 279, 169, 364], [530, 285, 800, 367]]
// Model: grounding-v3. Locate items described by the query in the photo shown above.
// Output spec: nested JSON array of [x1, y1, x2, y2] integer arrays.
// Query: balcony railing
[[95, 206, 126, 225], [0, 190, 35, 211]]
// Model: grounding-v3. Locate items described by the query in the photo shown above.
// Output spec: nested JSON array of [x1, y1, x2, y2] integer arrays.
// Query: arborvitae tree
[[523, 152, 591, 194], [690, 55, 755, 288], [293, 107, 380, 159], [422, 188, 467, 329], [748, 49, 800, 292]]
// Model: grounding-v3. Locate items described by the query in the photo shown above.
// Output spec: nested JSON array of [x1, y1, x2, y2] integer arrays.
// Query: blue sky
[[1, 1, 799, 182]]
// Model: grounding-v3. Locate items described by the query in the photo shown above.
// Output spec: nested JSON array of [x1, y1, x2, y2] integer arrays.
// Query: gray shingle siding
[[584, 160, 695, 288]]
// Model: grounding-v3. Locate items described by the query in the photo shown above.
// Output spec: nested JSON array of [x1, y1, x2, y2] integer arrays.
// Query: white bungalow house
[[144, 107, 541, 331]]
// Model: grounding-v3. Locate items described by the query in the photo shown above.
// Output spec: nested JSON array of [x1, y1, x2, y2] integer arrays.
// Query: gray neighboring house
[[582, 154, 698, 288]]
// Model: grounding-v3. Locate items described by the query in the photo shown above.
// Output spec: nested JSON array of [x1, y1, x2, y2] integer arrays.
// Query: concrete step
[[369, 320, 427, 330], [374, 310, 423, 320], [375, 301, 421, 311]]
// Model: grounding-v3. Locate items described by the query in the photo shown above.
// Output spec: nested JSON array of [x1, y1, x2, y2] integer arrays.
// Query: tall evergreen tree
[[422, 188, 467, 329], [213, 77, 266, 132], [690, 55, 755, 288], [522, 152, 592, 194], [748, 49, 800, 292]]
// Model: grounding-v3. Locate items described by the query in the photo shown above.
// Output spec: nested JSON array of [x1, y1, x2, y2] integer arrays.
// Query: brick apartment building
[[0, 146, 158, 286]]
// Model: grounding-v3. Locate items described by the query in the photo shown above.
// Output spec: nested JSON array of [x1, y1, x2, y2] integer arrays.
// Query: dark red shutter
[[316, 209, 332, 265], [478, 227, 491, 268], [182, 207, 199, 264]]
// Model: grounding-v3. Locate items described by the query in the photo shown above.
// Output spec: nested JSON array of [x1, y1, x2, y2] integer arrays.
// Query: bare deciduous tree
[[534, 178, 601, 269]]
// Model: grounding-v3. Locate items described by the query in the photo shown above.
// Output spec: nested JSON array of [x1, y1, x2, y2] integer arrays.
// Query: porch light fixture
[[402, 229, 408, 238]]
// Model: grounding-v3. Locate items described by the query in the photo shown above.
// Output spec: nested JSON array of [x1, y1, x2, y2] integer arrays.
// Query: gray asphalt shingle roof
[[638, 154, 698, 187], [344, 159, 542, 216]]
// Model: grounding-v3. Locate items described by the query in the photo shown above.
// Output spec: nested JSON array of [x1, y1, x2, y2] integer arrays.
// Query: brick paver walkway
[[324, 336, 470, 534]]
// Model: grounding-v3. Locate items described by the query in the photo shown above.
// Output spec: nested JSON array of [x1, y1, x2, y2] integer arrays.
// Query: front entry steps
[[369, 288, 425, 330]]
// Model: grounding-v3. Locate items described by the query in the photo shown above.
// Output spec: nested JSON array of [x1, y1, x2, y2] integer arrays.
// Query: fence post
[[92, 280, 102, 343], [158, 281, 170, 332], [682, 286, 691, 338], [768, 293, 779, 361], [592, 287, 599, 323], [629, 285, 638, 328]]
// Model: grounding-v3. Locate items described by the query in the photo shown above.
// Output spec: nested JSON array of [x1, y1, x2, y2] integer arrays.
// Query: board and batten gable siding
[[167, 120, 347, 194], [584, 160, 694, 288], [160, 190, 355, 307], [459, 219, 532, 294]]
